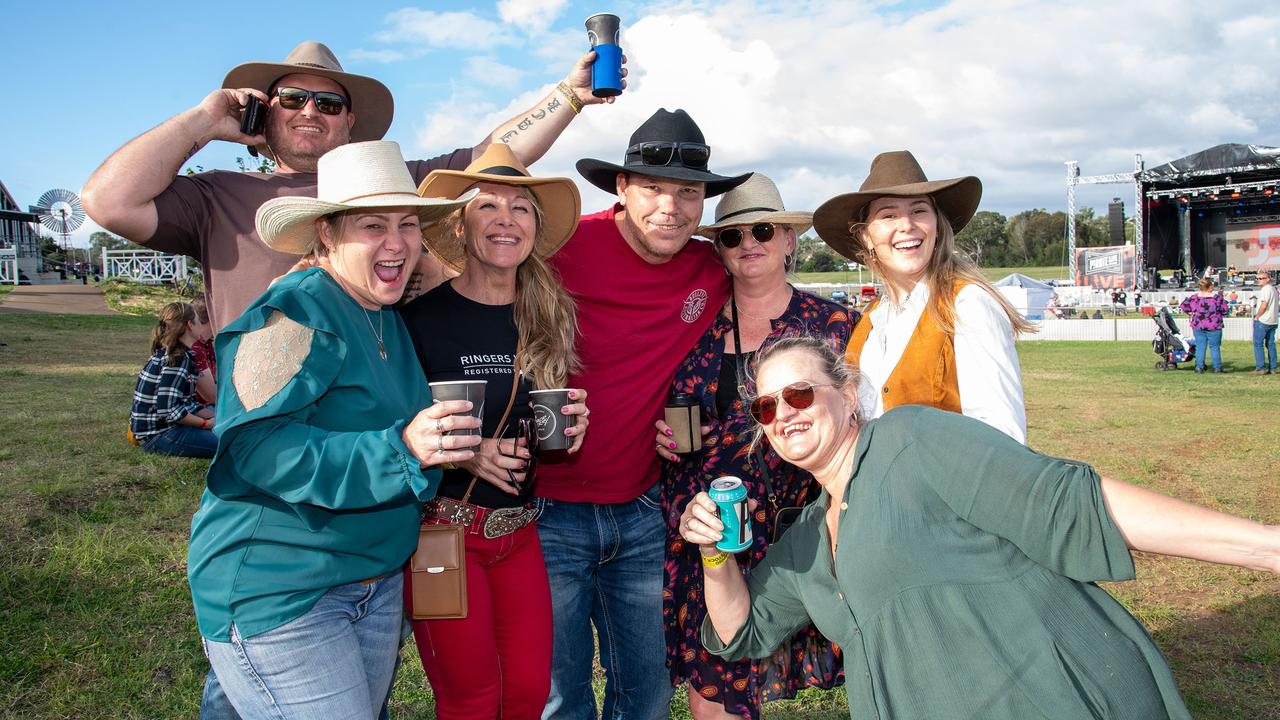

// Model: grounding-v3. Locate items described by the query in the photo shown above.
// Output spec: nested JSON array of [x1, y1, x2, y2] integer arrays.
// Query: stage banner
[[1074, 245, 1137, 289], [1226, 222, 1280, 272]]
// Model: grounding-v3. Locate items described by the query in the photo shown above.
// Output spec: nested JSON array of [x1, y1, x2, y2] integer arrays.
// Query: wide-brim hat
[[417, 143, 582, 273], [813, 150, 982, 262], [696, 172, 813, 238], [256, 141, 476, 255], [223, 41, 393, 149], [576, 108, 750, 198]]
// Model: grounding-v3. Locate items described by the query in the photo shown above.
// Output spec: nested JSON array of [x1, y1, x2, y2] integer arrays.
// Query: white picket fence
[[101, 249, 188, 284], [0, 247, 15, 285], [1024, 317, 1254, 342]]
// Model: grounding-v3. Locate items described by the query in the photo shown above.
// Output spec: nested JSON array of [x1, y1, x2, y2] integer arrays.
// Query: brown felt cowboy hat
[[813, 150, 982, 262], [222, 41, 394, 149], [576, 109, 750, 198], [696, 173, 813, 238], [416, 143, 581, 272]]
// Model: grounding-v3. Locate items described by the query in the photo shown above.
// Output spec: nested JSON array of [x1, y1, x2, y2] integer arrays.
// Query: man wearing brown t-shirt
[[84, 41, 625, 332]]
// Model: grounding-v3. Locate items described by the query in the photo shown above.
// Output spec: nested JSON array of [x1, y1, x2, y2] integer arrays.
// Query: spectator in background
[[1252, 270, 1277, 375], [190, 295, 217, 404], [129, 301, 217, 458], [1180, 277, 1230, 374]]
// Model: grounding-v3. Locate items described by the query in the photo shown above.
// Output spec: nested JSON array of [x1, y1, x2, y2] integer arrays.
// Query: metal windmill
[[31, 189, 86, 272]]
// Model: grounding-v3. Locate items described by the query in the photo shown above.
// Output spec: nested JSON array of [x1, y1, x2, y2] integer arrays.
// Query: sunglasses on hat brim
[[716, 222, 776, 249], [274, 86, 350, 115], [748, 382, 833, 425], [626, 141, 711, 170]]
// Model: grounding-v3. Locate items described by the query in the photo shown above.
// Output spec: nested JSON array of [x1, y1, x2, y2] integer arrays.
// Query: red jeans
[[404, 520, 552, 719]]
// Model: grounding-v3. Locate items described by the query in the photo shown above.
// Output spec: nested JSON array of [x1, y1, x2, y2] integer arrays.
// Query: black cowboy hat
[[576, 109, 750, 198]]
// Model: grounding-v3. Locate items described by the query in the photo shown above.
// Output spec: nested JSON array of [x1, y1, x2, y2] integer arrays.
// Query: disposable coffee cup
[[585, 13, 623, 97], [665, 392, 701, 454], [428, 380, 486, 437], [530, 388, 576, 452]]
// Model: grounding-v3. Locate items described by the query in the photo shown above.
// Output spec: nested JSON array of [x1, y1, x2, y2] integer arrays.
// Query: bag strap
[[459, 350, 523, 506]]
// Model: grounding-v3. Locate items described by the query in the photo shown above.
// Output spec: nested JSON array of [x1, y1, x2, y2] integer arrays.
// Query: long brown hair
[[852, 198, 1035, 336], [150, 302, 195, 365]]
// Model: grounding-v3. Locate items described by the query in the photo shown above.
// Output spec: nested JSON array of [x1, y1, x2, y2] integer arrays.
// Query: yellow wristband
[[556, 82, 583, 114], [700, 550, 731, 568]]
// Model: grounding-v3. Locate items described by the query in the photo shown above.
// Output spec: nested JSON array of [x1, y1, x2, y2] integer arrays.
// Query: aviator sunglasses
[[748, 382, 833, 424], [273, 86, 350, 115], [716, 222, 776, 249], [626, 141, 711, 169]]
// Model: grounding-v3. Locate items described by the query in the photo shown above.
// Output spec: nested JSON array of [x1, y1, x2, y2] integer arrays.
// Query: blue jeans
[[1192, 328, 1223, 371], [204, 574, 404, 720], [1253, 321, 1278, 371], [537, 483, 673, 720], [140, 423, 217, 458]]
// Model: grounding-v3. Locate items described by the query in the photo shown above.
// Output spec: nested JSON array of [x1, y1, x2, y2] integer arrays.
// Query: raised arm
[[82, 88, 267, 242], [679, 491, 752, 643], [1101, 476, 1280, 574], [471, 50, 627, 166]]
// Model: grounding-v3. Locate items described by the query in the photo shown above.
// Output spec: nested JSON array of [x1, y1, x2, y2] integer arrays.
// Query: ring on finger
[[436, 418, 444, 432], [437, 435, 444, 452]]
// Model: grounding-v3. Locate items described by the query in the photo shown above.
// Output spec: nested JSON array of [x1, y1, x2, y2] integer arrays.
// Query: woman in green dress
[[677, 335, 1280, 720]]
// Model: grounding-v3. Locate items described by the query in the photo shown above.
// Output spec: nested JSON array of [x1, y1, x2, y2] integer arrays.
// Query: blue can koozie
[[708, 476, 751, 553], [585, 13, 623, 98]]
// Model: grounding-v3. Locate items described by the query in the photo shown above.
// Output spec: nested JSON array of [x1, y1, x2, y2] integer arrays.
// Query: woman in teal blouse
[[187, 141, 479, 719], [678, 336, 1280, 720]]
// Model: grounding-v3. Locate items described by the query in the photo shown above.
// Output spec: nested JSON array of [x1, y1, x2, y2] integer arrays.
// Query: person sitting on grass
[[129, 301, 217, 458], [190, 294, 217, 404]]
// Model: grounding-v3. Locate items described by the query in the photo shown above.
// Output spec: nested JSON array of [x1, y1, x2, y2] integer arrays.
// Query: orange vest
[[846, 284, 966, 415]]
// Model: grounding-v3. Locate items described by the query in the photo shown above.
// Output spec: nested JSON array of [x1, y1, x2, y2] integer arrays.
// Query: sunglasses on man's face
[[627, 141, 711, 169], [716, 223, 776, 249], [749, 382, 833, 425], [274, 87, 349, 115]]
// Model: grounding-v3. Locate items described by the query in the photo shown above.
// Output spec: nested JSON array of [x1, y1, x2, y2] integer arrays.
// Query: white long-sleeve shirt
[[857, 281, 1027, 443]]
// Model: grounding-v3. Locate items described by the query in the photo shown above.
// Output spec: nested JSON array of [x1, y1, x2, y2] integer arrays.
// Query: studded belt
[[423, 496, 540, 539]]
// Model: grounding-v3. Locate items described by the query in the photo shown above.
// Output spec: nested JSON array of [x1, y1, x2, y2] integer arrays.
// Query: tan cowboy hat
[[223, 41, 394, 145], [813, 150, 982, 261], [696, 173, 813, 238], [416, 143, 581, 273], [256, 141, 476, 255]]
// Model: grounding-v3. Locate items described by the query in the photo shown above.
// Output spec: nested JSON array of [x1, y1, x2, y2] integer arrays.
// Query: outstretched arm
[[1101, 476, 1280, 573], [471, 50, 627, 166], [82, 88, 267, 242]]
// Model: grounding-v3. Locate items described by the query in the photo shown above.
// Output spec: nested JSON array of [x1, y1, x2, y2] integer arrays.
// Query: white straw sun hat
[[255, 141, 477, 255]]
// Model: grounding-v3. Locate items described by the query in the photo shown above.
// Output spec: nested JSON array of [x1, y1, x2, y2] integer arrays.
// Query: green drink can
[[708, 476, 751, 553]]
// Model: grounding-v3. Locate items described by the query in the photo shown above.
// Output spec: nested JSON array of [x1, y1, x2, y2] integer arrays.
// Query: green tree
[[799, 247, 843, 273], [88, 231, 139, 270], [955, 210, 1007, 266]]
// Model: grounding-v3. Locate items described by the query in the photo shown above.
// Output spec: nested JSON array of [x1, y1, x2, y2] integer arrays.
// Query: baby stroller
[[1152, 307, 1195, 370]]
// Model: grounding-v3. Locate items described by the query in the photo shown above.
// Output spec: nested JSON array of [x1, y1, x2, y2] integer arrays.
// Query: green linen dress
[[188, 268, 440, 642], [703, 405, 1190, 719]]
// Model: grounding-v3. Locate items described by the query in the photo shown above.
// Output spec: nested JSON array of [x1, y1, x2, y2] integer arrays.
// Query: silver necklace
[[362, 308, 387, 361]]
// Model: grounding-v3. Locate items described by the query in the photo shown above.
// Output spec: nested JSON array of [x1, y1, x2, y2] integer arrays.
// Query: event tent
[[993, 273, 1054, 320]]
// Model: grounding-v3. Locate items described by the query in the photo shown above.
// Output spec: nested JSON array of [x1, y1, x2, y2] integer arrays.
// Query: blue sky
[[3, 0, 1275, 247]]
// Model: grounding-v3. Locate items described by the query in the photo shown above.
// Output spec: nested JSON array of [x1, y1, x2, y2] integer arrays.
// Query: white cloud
[[347, 48, 412, 63], [373, 8, 516, 48], [464, 56, 527, 89], [407, 0, 1280, 217], [498, 0, 571, 36]]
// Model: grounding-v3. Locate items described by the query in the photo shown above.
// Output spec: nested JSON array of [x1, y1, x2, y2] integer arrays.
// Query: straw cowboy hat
[[813, 150, 982, 262], [416, 143, 582, 272], [696, 173, 813, 238], [255, 141, 476, 255], [223, 40, 394, 147], [576, 108, 750, 198]]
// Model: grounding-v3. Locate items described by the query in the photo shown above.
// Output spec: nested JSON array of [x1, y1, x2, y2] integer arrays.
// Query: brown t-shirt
[[148, 149, 472, 332]]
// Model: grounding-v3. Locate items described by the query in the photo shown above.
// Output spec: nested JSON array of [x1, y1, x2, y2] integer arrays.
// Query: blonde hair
[[151, 302, 195, 366], [744, 335, 862, 452], [852, 198, 1035, 336], [1197, 277, 1215, 292], [191, 294, 210, 324], [441, 188, 580, 390]]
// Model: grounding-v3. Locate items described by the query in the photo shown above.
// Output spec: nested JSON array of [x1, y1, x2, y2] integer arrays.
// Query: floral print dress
[[660, 288, 854, 719]]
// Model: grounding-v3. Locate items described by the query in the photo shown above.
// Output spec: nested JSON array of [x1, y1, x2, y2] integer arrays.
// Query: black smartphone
[[240, 95, 266, 137]]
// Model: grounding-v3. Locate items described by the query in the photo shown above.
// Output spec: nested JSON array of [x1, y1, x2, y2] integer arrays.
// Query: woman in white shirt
[[813, 150, 1035, 442]]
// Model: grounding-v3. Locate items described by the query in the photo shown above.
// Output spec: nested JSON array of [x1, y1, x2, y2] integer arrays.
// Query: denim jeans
[[537, 483, 673, 720], [1192, 328, 1223, 371], [140, 423, 217, 458], [1253, 321, 1278, 371], [204, 574, 404, 720]]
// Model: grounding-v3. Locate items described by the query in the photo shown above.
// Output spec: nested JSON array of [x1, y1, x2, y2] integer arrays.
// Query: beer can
[[708, 476, 752, 553]]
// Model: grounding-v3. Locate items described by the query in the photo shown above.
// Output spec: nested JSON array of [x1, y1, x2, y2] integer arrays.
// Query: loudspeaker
[[1108, 198, 1125, 245]]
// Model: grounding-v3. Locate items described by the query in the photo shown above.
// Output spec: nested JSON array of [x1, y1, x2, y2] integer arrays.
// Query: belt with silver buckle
[[423, 497, 540, 539]]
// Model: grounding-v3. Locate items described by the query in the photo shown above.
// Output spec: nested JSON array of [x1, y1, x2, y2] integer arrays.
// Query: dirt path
[[0, 284, 119, 315]]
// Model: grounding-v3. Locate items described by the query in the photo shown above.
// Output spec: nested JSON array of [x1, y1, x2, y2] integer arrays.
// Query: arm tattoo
[[498, 94, 569, 144], [184, 141, 200, 162]]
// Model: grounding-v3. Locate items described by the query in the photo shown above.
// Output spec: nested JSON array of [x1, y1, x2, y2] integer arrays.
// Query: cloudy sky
[[3, 0, 1275, 248]]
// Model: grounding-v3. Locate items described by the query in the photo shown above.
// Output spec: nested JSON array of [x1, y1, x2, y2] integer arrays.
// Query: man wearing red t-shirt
[[538, 109, 748, 720]]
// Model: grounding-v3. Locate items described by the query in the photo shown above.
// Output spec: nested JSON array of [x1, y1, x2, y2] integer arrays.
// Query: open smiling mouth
[[373, 259, 404, 284], [782, 422, 811, 438], [893, 238, 923, 251]]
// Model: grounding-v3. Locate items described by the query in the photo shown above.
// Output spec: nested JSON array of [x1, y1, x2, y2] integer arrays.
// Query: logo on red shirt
[[681, 289, 708, 323]]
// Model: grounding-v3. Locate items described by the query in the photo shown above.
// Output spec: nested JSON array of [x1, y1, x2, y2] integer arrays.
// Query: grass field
[[0, 313, 1276, 719], [795, 265, 1069, 286]]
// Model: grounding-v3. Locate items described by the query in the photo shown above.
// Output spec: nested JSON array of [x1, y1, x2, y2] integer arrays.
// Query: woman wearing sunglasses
[[679, 335, 1280, 720], [399, 144, 589, 719], [654, 173, 852, 720], [814, 151, 1034, 442]]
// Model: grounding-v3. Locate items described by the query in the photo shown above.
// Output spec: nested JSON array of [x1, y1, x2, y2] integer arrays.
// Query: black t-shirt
[[399, 282, 534, 509]]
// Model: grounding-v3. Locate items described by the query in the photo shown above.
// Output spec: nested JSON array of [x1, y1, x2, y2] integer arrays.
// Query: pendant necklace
[[362, 308, 387, 361]]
